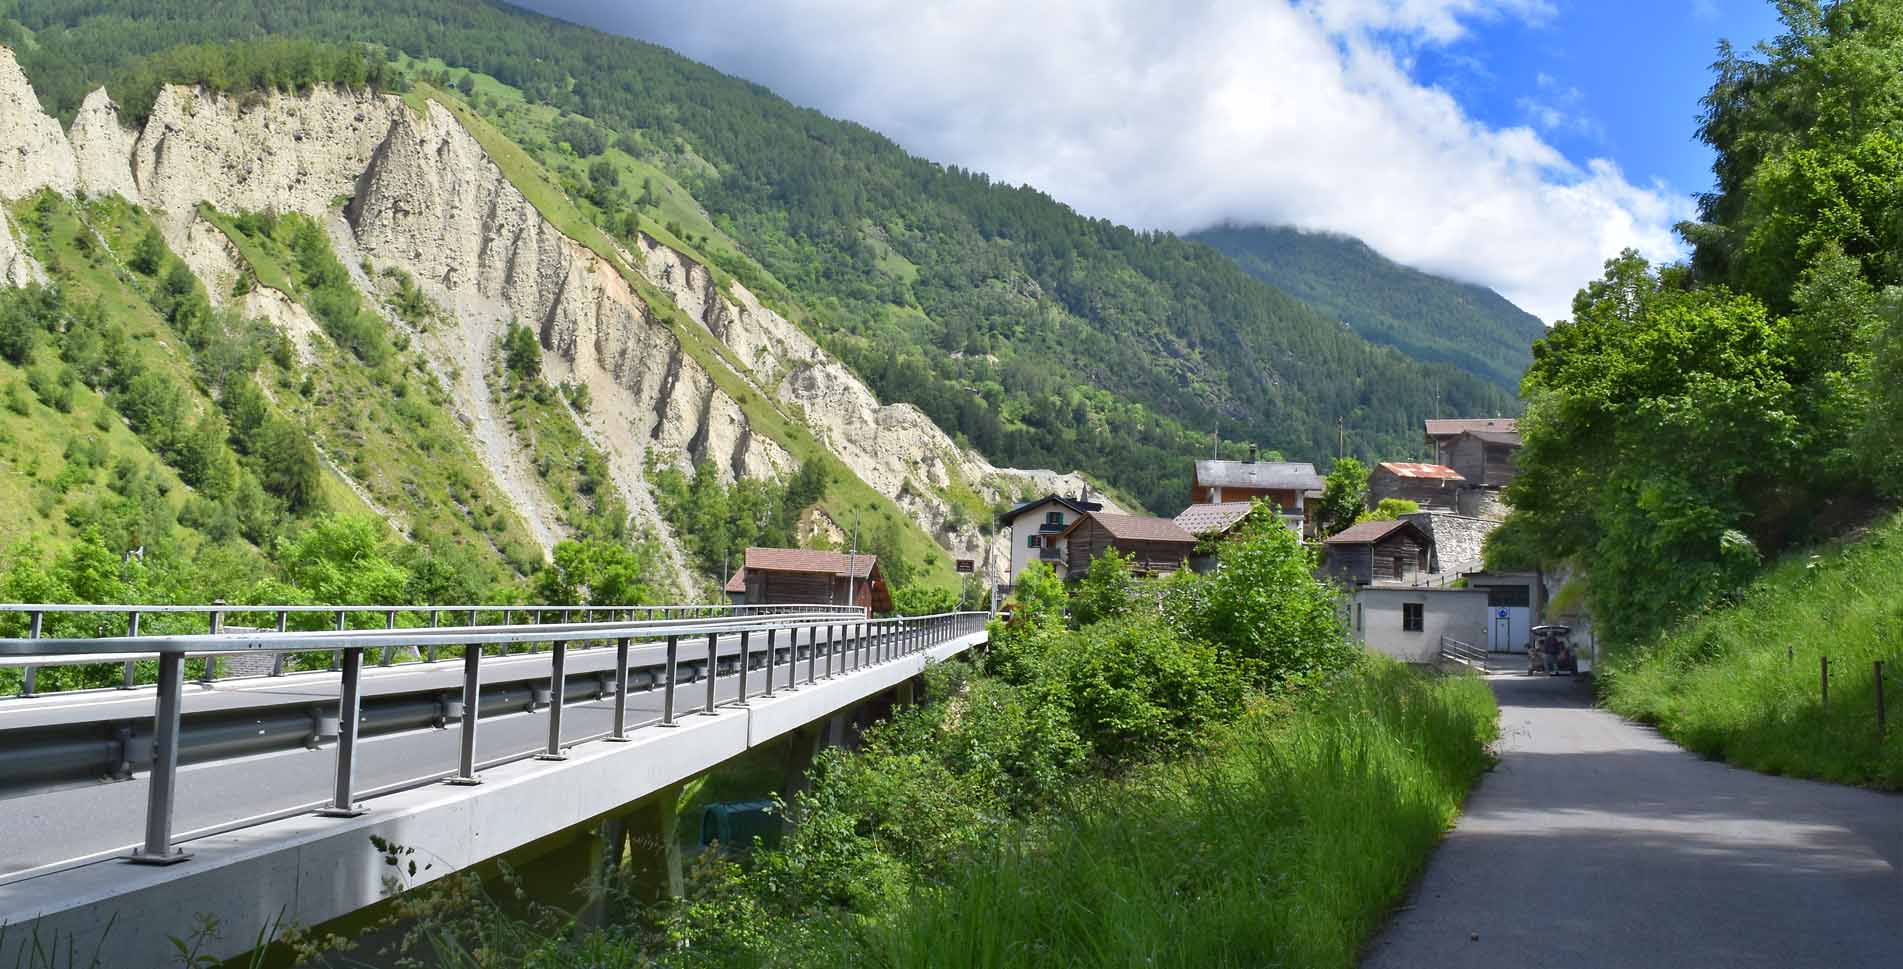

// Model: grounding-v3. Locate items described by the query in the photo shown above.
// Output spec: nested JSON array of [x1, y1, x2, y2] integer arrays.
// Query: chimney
[[1247, 444, 1259, 464]]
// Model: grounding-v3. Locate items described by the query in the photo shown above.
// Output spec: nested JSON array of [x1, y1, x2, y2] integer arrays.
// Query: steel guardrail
[[0, 606, 991, 882], [0, 602, 865, 697]]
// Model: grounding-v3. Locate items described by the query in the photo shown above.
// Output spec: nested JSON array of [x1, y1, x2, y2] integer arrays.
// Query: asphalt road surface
[[0, 626, 882, 878], [1361, 673, 1903, 969]]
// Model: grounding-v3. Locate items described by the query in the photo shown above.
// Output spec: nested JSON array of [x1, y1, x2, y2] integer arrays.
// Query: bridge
[[0, 602, 991, 966]]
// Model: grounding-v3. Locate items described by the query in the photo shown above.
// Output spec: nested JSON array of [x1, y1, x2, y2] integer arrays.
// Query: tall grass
[[866, 660, 1498, 969], [1603, 509, 1903, 789]]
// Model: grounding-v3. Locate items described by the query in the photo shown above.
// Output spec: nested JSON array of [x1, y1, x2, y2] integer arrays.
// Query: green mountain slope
[[1, 0, 1517, 514], [1189, 225, 1547, 392]]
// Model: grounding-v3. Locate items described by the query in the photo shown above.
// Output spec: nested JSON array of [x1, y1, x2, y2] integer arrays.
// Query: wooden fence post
[[1821, 655, 1830, 707]]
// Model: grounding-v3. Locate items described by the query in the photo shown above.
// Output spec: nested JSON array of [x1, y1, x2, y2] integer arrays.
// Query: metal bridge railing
[[0, 607, 990, 877], [1439, 635, 1488, 671], [0, 602, 863, 698]]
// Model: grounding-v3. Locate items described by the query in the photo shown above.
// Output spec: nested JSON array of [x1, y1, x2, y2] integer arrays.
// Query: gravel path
[[1361, 673, 1903, 969]]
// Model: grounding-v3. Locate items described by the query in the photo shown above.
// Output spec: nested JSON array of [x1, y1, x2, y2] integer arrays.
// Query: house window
[[1026, 535, 1040, 549], [1045, 511, 1064, 526], [1402, 603, 1424, 632]]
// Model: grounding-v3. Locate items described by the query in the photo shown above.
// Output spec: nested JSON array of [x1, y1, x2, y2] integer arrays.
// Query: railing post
[[381, 609, 398, 667], [701, 633, 720, 715], [270, 610, 289, 676], [320, 647, 367, 817], [200, 602, 224, 685], [128, 651, 189, 865], [21, 610, 41, 697], [427, 609, 440, 663], [331, 610, 345, 671], [1822, 655, 1831, 707], [660, 635, 680, 727], [121, 611, 142, 689], [606, 638, 633, 742], [784, 625, 799, 692], [763, 628, 777, 697], [805, 624, 818, 685], [538, 641, 569, 760], [735, 631, 751, 705], [823, 623, 836, 680], [447, 641, 483, 785]]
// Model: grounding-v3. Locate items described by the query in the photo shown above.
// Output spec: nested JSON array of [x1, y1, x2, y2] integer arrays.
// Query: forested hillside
[[0, 0, 1515, 513], [1190, 224, 1547, 391]]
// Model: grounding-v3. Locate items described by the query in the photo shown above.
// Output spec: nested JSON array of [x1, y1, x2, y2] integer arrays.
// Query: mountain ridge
[[1189, 223, 1547, 392]]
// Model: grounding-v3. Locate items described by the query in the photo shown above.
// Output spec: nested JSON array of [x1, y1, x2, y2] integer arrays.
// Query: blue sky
[[1413, 0, 1785, 200], [521, 1, 1792, 320]]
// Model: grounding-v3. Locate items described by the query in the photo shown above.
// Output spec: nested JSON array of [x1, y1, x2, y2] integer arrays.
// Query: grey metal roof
[[1192, 460, 1324, 493], [1173, 502, 1258, 536]]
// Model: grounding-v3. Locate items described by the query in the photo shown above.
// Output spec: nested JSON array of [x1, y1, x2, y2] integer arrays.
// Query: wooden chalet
[[724, 547, 891, 612], [1056, 512, 1196, 578], [1321, 519, 1433, 587], [1424, 419, 1520, 489], [1369, 462, 1467, 511]]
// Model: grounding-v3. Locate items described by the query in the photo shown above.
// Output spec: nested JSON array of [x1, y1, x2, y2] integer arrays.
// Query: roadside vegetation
[[1603, 510, 1903, 790], [355, 507, 1496, 969], [1474, 2, 1903, 788]]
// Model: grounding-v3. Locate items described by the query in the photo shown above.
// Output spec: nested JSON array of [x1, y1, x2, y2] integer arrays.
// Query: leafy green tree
[[1365, 497, 1420, 522], [128, 228, 166, 276], [1316, 457, 1369, 537], [275, 514, 409, 604], [503, 323, 542, 381], [534, 538, 656, 606], [1181, 503, 1350, 686], [252, 418, 324, 514], [1069, 548, 1135, 627], [1006, 559, 1066, 628], [891, 582, 958, 616]]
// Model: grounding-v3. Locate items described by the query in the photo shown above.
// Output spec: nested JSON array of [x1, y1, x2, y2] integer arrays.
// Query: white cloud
[[521, 0, 1689, 322]]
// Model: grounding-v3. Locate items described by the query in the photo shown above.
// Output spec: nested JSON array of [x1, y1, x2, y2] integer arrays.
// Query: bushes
[[1044, 615, 1247, 761]]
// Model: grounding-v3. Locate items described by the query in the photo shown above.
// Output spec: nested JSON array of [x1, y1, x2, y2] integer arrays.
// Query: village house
[[1321, 519, 1433, 587], [1350, 586, 1489, 665], [1189, 448, 1324, 535], [1369, 462, 1467, 511], [1424, 418, 1521, 490], [1056, 511, 1197, 578], [996, 493, 1101, 590], [724, 547, 892, 612]]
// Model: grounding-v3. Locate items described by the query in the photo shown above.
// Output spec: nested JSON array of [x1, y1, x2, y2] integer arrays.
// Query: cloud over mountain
[[522, 0, 1690, 322]]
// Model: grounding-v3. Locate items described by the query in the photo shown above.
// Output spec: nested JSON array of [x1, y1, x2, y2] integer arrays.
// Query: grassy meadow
[[1603, 510, 1903, 790]]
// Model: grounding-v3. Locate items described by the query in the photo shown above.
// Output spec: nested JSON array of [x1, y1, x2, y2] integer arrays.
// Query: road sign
[[955, 559, 975, 573]]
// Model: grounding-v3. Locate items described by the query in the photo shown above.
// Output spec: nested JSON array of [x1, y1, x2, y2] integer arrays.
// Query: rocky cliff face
[[0, 44, 1102, 587]]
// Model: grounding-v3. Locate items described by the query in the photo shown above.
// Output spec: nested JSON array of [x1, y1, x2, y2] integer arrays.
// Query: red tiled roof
[[1377, 462, 1466, 481], [1068, 512, 1196, 544], [1173, 502, 1257, 536], [1424, 418, 1518, 438], [1324, 519, 1420, 545], [742, 547, 879, 579], [724, 569, 747, 593]]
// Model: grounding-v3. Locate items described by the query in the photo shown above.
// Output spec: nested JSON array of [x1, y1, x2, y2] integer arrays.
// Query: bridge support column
[[622, 784, 684, 906]]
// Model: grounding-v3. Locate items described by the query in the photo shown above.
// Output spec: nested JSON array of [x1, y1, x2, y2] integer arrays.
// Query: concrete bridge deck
[[0, 611, 987, 967]]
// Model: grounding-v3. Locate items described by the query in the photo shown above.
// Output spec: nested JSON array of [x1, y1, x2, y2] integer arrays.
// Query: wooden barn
[[1424, 419, 1521, 489], [1322, 519, 1433, 587], [1057, 512, 1196, 578], [724, 547, 891, 612], [1369, 462, 1467, 511]]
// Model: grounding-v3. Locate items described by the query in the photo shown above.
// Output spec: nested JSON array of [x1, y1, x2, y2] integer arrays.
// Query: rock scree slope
[[0, 44, 1099, 584]]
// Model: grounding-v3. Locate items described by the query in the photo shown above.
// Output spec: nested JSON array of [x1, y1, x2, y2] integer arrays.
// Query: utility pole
[[1338, 416, 1345, 461], [845, 508, 860, 610]]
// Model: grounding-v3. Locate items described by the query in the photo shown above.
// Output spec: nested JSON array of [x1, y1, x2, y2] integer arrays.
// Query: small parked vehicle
[[1530, 624, 1574, 675]]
